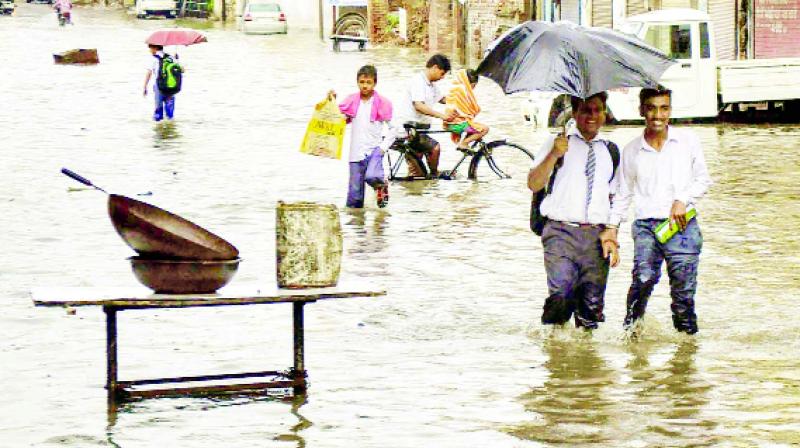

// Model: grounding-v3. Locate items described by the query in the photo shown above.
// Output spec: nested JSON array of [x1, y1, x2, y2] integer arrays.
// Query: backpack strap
[[604, 140, 620, 182]]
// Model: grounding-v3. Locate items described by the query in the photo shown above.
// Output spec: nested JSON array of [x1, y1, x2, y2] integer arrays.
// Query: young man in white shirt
[[392, 54, 456, 178], [604, 87, 713, 334], [527, 93, 621, 330], [142, 44, 175, 121]]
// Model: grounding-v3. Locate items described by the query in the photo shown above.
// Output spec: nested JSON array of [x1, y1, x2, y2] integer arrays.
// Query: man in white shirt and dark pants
[[605, 87, 713, 334], [528, 93, 621, 330], [392, 54, 455, 178]]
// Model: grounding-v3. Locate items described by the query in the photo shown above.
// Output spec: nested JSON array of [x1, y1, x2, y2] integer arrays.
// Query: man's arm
[[671, 132, 713, 229], [413, 101, 448, 121], [674, 133, 713, 207], [528, 134, 567, 192], [143, 70, 151, 96], [608, 146, 634, 227]]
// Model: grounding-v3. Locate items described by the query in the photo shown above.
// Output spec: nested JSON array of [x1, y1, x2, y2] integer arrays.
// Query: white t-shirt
[[349, 96, 388, 162], [392, 72, 444, 134]]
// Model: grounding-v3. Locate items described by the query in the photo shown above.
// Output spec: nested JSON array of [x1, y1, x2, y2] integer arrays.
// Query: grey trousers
[[541, 220, 610, 329]]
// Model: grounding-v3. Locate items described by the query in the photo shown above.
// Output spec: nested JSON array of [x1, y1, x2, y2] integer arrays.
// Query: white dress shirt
[[609, 126, 713, 225], [532, 126, 620, 225]]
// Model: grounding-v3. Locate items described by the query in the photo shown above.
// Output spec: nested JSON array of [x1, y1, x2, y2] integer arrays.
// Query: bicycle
[[387, 121, 535, 181]]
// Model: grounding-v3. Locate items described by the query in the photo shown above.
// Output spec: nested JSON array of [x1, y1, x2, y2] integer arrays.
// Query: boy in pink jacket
[[329, 65, 393, 208]]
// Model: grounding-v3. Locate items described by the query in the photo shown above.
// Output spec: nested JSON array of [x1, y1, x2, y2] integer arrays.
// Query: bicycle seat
[[403, 121, 431, 130]]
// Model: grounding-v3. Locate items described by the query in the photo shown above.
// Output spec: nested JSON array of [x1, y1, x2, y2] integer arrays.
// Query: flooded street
[[2, 4, 800, 447]]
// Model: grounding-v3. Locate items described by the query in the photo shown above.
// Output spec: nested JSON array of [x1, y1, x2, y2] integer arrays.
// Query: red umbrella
[[145, 29, 207, 46]]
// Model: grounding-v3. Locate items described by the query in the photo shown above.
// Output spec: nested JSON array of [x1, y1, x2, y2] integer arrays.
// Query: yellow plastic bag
[[300, 98, 346, 159]]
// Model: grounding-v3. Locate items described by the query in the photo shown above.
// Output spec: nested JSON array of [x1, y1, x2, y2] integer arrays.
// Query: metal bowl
[[109, 194, 239, 260], [129, 257, 241, 294]]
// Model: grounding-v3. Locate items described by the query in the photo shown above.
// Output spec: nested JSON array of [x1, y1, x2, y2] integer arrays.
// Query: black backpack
[[530, 140, 620, 235], [155, 54, 183, 96]]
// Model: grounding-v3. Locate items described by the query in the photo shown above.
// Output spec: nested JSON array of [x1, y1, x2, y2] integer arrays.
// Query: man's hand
[[444, 109, 459, 121], [143, 88, 148, 97], [670, 200, 688, 231], [551, 133, 568, 159], [600, 228, 619, 268]]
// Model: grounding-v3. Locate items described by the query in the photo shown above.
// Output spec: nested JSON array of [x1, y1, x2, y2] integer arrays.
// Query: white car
[[242, 1, 287, 35], [136, 0, 177, 19]]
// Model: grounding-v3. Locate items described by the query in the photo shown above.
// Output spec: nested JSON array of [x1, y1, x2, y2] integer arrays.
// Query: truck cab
[[608, 8, 719, 121], [523, 9, 720, 126]]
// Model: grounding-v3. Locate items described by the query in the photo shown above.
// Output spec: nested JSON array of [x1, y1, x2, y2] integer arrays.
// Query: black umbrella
[[477, 20, 675, 98]]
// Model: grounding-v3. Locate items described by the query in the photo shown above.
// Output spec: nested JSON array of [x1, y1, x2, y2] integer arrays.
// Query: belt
[[554, 220, 603, 229]]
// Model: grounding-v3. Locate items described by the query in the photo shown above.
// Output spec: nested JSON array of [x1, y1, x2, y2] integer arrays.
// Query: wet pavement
[[1, 4, 800, 447]]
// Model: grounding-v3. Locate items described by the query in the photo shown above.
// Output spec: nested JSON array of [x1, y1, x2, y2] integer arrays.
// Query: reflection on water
[[153, 121, 182, 143], [2, 3, 800, 447], [509, 336, 616, 445]]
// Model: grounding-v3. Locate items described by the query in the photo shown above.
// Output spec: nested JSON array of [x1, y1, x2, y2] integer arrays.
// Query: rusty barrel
[[276, 201, 343, 288]]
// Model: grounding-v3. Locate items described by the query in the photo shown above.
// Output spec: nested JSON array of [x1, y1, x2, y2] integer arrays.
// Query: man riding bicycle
[[390, 54, 457, 178]]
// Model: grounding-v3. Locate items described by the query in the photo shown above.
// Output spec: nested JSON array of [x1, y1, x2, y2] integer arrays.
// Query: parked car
[[1, 0, 15, 15], [135, 0, 177, 19], [241, 1, 287, 35]]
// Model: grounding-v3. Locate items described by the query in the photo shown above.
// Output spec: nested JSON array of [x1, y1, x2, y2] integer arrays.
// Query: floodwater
[[2, 4, 800, 447]]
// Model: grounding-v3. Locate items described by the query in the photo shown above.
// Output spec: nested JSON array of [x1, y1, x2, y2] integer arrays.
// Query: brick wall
[[467, 0, 525, 61], [369, 0, 390, 42]]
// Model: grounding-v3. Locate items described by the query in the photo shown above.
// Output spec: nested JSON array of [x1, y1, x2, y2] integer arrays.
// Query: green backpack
[[156, 54, 183, 96]]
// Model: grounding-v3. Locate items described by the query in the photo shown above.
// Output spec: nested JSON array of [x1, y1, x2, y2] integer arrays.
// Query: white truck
[[524, 8, 800, 126]]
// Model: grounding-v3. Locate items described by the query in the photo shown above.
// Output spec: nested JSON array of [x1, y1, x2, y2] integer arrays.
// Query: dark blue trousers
[[153, 86, 175, 121], [625, 218, 703, 334]]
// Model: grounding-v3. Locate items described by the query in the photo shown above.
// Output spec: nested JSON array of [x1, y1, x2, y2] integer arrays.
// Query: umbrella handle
[[61, 168, 107, 193]]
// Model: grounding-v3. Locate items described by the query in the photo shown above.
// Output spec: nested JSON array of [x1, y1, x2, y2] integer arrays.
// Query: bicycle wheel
[[468, 140, 535, 180]]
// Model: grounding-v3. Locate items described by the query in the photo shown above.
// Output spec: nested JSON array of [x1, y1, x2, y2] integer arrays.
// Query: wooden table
[[31, 281, 384, 403]]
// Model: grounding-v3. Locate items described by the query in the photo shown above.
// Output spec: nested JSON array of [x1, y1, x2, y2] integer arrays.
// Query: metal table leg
[[292, 301, 307, 394], [104, 306, 118, 403]]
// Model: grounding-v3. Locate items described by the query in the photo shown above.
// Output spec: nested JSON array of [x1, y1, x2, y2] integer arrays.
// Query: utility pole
[[319, 0, 324, 41]]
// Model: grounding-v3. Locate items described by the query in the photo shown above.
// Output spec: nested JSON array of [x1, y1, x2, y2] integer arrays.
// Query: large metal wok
[[63, 169, 239, 260]]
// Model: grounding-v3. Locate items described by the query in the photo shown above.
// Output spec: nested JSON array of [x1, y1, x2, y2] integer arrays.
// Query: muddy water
[[1, 4, 799, 447]]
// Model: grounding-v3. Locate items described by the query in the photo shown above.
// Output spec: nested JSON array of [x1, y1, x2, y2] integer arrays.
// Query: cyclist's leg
[[406, 134, 436, 178], [417, 134, 441, 176]]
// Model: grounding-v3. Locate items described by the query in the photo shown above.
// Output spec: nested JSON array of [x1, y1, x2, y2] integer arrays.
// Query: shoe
[[376, 184, 389, 208]]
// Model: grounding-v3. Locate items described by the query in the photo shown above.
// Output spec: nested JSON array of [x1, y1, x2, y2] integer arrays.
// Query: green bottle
[[654, 207, 697, 244]]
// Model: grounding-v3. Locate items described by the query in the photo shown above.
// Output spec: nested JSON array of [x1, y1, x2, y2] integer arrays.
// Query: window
[[249, 3, 280, 12], [644, 24, 692, 60], [699, 22, 711, 58]]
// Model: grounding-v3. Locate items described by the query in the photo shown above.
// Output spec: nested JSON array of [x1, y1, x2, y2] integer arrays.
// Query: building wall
[[754, 0, 800, 58], [463, 0, 526, 60], [428, 0, 454, 52]]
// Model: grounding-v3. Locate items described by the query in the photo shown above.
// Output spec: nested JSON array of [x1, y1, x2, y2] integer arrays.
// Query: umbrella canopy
[[477, 21, 675, 98], [146, 29, 208, 46]]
